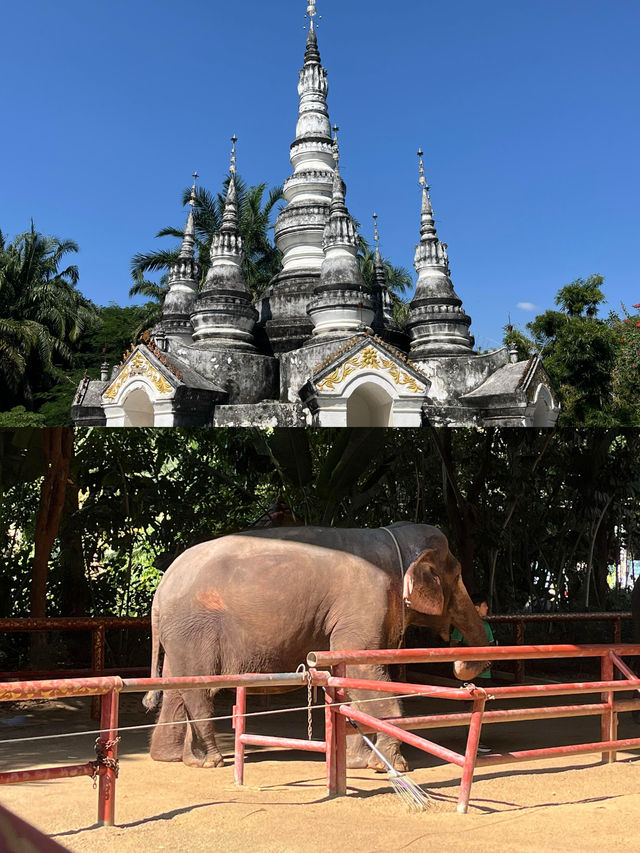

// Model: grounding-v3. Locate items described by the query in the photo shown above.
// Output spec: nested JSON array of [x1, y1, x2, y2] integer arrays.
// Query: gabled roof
[[103, 343, 224, 401], [460, 354, 558, 406], [310, 333, 430, 394]]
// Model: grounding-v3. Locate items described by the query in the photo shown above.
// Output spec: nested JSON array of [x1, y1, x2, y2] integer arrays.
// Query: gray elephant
[[143, 522, 491, 771]]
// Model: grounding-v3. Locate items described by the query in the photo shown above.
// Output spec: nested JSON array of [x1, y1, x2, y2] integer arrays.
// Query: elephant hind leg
[[182, 688, 224, 768], [150, 685, 187, 762]]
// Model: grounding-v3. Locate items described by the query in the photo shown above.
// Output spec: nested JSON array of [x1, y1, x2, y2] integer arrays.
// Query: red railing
[[0, 617, 150, 718], [487, 612, 633, 681], [0, 671, 308, 826], [307, 643, 640, 812], [2, 643, 640, 826], [0, 612, 632, 683]]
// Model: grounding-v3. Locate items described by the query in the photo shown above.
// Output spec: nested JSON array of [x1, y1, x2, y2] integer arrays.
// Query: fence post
[[457, 693, 486, 814], [233, 686, 246, 786], [600, 652, 616, 764], [91, 623, 106, 720], [324, 682, 337, 795], [97, 688, 120, 827], [333, 663, 347, 797], [515, 621, 525, 682], [613, 617, 622, 645]]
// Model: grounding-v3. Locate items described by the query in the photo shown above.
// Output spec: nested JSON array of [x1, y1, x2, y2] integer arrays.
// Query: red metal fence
[[1, 643, 640, 825], [0, 612, 634, 718], [0, 612, 632, 679], [306, 643, 640, 811]]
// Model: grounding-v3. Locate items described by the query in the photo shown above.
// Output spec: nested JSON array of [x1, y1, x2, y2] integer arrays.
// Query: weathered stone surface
[[279, 334, 355, 402], [213, 402, 308, 427], [413, 349, 509, 403], [71, 378, 109, 426], [171, 344, 278, 403]]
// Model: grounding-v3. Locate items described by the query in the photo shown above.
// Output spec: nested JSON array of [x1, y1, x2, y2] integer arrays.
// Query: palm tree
[[0, 224, 97, 404], [130, 175, 284, 324], [357, 237, 413, 329], [127, 270, 170, 338]]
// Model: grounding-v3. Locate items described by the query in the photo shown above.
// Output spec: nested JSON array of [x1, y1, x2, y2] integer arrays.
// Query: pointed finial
[[230, 135, 238, 174], [305, 0, 320, 29], [417, 149, 429, 190], [332, 124, 340, 164], [373, 212, 380, 247], [189, 171, 198, 207]]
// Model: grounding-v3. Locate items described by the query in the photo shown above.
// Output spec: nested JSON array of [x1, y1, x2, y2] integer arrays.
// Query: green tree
[[0, 224, 98, 407], [612, 302, 640, 423], [505, 275, 619, 425]]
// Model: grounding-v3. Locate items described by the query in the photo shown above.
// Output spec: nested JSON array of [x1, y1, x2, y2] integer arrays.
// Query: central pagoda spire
[[257, 0, 337, 353]]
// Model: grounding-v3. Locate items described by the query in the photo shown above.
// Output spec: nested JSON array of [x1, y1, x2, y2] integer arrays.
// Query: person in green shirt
[[450, 593, 496, 679], [450, 593, 497, 754]]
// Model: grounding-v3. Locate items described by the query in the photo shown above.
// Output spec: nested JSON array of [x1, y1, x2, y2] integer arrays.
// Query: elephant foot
[[346, 754, 371, 769], [150, 750, 184, 763], [367, 753, 409, 773], [183, 751, 225, 768]]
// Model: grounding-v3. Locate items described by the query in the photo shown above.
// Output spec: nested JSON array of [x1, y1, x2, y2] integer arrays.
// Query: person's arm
[[450, 627, 463, 647]]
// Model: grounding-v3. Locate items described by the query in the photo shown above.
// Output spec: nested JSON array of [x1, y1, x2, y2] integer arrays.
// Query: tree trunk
[[30, 428, 74, 619]]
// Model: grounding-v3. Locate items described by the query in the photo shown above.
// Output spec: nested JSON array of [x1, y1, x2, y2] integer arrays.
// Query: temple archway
[[532, 385, 555, 427], [346, 381, 393, 427], [122, 388, 154, 426]]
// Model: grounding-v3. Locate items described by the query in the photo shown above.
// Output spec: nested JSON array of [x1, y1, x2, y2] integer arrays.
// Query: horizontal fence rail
[[309, 643, 640, 812], [0, 612, 633, 687], [1, 643, 640, 826]]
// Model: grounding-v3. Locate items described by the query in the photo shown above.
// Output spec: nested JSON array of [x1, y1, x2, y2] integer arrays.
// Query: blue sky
[[2, 0, 638, 349]]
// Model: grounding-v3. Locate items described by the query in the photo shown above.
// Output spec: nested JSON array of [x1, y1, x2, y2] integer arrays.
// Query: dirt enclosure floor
[[1, 686, 640, 853]]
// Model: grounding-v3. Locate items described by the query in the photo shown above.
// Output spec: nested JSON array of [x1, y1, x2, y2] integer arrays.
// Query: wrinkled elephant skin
[[144, 523, 491, 770]]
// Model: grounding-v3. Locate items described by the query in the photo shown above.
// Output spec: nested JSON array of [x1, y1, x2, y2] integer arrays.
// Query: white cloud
[[517, 302, 538, 312]]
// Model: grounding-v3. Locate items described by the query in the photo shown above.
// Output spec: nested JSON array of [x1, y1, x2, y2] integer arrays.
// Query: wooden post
[[515, 621, 525, 682], [91, 623, 106, 720]]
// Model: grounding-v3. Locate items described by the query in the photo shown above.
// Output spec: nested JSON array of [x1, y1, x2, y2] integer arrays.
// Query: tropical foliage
[[0, 225, 98, 406], [2, 427, 639, 665], [504, 275, 640, 425]]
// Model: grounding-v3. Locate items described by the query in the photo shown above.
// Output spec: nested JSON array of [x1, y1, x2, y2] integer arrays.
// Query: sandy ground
[[1, 687, 640, 853]]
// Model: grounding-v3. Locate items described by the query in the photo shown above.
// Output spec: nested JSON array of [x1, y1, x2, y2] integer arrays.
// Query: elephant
[[143, 522, 491, 771]]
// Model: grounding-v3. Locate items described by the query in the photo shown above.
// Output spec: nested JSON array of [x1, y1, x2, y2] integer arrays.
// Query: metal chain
[[297, 663, 313, 740], [307, 669, 313, 741], [91, 736, 121, 789]]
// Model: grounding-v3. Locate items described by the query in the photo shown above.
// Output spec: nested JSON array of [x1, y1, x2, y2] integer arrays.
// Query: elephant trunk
[[449, 578, 492, 681]]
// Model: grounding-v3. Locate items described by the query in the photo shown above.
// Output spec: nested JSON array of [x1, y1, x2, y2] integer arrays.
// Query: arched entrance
[[122, 388, 154, 426], [532, 386, 555, 427], [346, 382, 393, 427]]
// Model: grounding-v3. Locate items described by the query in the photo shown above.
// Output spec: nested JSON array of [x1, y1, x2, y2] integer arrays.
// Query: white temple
[[72, 1, 558, 429]]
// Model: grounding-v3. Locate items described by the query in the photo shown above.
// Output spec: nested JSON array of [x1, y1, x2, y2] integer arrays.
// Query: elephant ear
[[403, 549, 445, 616]]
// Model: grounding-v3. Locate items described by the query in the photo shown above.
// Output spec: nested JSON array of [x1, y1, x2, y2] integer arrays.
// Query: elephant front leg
[[181, 688, 225, 768], [345, 664, 408, 773]]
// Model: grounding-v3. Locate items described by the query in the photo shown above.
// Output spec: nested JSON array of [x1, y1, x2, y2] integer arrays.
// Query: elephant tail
[[143, 594, 163, 712]]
